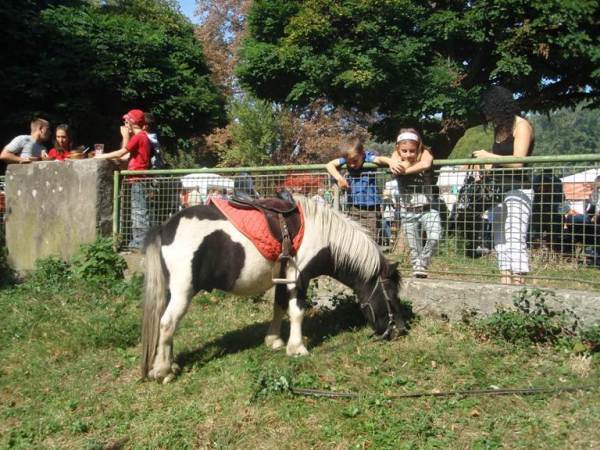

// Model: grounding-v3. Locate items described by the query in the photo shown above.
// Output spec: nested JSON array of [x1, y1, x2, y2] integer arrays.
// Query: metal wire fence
[[0, 176, 5, 235], [114, 155, 600, 288]]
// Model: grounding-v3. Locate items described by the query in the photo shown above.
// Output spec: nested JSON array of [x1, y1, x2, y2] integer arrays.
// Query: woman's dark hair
[[54, 123, 72, 152], [480, 86, 520, 135]]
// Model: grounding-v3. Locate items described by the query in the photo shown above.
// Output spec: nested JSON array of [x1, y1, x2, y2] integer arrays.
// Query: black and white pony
[[141, 196, 407, 382]]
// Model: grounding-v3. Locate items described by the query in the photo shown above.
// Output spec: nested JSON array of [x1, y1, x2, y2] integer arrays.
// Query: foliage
[[0, 0, 226, 158], [238, 0, 600, 156], [531, 104, 600, 156], [195, 0, 253, 91], [579, 324, 600, 353], [448, 104, 600, 159], [0, 247, 15, 287], [28, 256, 72, 291], [70, 238, 127, 283], [252, 366, 293, 400], [473, 288, 578, 345], [214, 96, 290, 167], [448, 125, 494, 159], [204, 96, 376, 165]]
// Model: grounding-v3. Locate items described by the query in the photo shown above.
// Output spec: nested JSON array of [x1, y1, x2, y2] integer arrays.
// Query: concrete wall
[[5, 159, 115, 272], [310, 276, 600, 329]]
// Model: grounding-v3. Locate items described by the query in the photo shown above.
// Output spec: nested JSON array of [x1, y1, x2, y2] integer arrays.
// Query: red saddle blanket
[[209, 198, 304, 262]]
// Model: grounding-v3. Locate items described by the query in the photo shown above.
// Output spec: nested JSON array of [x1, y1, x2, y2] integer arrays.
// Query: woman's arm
[[473, 117, 532, 168], [325, 158, 349, 189]]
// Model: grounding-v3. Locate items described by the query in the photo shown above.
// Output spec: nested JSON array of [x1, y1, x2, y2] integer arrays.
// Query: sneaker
[[412, 267, 428, 278]]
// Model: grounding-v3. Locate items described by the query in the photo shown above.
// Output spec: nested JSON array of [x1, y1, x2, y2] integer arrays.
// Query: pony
[[141, 196, 407, 383]]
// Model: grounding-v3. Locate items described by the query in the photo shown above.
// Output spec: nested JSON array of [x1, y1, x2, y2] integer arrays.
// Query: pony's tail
[[141, 227, 168, 379]]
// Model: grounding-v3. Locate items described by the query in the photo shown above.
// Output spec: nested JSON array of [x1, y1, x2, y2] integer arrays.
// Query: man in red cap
[[96, 109, 151, 249]]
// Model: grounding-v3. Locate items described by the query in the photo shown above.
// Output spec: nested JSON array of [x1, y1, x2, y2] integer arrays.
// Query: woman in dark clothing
[[473, 86, 535, 285]]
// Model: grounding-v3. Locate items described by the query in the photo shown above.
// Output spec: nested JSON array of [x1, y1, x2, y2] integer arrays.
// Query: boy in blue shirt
[[326, 138, 401, 242]]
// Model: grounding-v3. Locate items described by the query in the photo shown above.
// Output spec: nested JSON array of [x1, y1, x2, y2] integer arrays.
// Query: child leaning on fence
[[326, 138, 402, 243], [391, 128, 441, 278]]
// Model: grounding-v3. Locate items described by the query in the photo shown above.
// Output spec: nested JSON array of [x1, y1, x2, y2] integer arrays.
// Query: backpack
[[147, 133, 166, 169]]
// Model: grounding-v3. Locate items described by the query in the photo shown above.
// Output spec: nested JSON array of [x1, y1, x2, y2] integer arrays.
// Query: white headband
[[396, 132, 420, 143]]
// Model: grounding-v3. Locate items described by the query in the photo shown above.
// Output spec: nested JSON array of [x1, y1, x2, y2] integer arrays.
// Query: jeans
[[400, 209, 441, 270], [491, 189, 533, 274], [129, 181, 150, 248]]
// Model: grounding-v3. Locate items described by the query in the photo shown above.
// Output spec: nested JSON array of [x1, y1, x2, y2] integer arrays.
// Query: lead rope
[[361, 277, 397, 340]]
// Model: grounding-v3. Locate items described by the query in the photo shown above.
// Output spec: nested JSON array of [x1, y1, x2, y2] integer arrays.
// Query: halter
[[360, 277, 398, 340]]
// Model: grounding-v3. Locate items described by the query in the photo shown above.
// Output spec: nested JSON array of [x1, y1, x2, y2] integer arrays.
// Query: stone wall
[[5, 159, 115, 272], [310, 276, 600, 329]]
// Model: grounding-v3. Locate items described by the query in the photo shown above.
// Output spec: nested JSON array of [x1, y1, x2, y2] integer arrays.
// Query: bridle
[[360, 277, 398, 340]]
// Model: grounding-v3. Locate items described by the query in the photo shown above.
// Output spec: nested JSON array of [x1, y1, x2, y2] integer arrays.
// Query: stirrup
[[271, 254, 299, 285], [272, 277, 296, 285]]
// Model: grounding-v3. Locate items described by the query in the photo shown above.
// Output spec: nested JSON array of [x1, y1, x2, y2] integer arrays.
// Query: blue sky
[[178, 0, 199, 23]]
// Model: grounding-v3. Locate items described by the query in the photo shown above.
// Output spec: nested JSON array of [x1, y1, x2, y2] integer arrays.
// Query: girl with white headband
[[391, 128, 440, 278]]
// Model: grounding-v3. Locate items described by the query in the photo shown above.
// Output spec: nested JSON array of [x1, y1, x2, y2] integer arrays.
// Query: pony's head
[[358, 260, 407, 340]]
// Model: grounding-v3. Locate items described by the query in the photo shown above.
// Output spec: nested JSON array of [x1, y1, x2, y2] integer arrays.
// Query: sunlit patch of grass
[[0, 280, 599, 449]]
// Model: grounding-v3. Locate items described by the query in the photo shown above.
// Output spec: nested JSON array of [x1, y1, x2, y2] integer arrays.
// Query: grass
[[1, 278, 599, 449], [388, 233, 600, 291]]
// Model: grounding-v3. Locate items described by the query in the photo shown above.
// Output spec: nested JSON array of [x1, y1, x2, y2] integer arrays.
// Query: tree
[[0, 0, 226, 155], [195, 0, 253, 92], [530, 104, 600, 156], [212, 96, 289, 167], [237, 0, 600, 158]]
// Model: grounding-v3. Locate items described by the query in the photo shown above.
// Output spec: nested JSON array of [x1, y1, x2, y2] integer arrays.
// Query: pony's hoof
[[163, 373, 176, 384], [149, 362, 179, 382], [286, 344, 309, 357], [265, 335, 285, 350]]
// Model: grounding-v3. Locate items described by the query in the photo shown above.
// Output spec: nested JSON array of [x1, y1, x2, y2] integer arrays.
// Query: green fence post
[[113, 170, 121, 249]]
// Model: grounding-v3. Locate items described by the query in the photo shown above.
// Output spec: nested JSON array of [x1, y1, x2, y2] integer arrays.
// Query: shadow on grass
[[177, 300, 417, 370], [176, 301, 410, 370]]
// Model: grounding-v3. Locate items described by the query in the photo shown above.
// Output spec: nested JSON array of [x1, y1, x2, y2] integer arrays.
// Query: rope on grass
[[290, 385, 597, 400]]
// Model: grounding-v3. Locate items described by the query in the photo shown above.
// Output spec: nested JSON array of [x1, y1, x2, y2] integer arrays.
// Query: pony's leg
[[286, 290, 308, 356], [150, 286, 190, 383], [265, 302, 285, 350]]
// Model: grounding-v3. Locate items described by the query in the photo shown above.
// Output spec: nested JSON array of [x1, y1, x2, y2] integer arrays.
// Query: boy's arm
[[95, 148, 128, 160], [326, 159, 349, 189]]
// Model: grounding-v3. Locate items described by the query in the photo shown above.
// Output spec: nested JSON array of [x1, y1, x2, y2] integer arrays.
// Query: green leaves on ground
[[70, 238, 127, 283]]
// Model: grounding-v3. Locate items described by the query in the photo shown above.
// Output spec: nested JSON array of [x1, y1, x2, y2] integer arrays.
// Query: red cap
[[122, 109, 146, 126]]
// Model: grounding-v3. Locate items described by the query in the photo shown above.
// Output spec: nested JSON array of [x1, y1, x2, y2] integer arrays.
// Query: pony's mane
[[295, 196, 381, 281]]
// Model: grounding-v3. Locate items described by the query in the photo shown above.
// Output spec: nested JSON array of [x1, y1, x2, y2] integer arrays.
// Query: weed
[[70, 238, 127, 283], [473, 288, 578, 345], [28, 256, 72, 290], [579, 324, 600, 353], [252, 367, 293, 399], [0, 227, 15, 286]]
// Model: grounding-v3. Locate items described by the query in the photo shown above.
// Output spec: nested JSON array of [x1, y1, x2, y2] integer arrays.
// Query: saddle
[[228, 189, 302, 284]]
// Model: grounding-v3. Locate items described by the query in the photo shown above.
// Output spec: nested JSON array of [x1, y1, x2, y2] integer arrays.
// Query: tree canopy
[[237, 0, 600, 157], [0, 0, 226, 153]]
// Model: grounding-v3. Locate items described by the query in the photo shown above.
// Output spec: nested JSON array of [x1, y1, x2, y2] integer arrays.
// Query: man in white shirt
[[0, 118, 50, 164]]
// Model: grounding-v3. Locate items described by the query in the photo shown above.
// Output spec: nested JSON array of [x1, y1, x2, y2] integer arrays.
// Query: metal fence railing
[[0, 175, 5, 236], [113, 155, 600, 289]]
